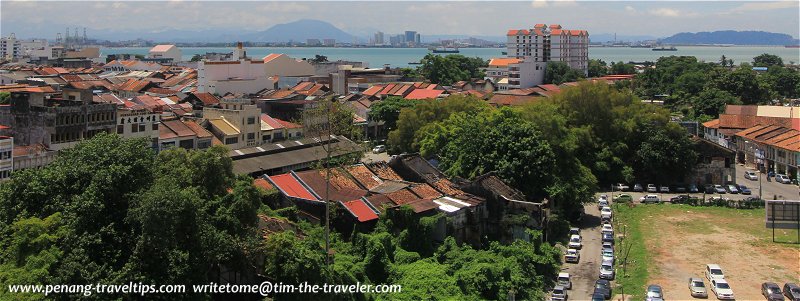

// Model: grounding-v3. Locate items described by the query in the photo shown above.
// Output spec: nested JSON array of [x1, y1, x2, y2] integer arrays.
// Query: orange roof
[[263, 53, 283, 63], [488, 58, 522, 67], [404, 89, 444, 100], [274, 118, 302, 129], [150, 45, 176, 52], [702, 119, 721, 129], [507, 29, 530, 36], [363, 85, 384, 96], [253, 178, 275, 191], [534, 24, 546, 28], [549, 24, 562, 29]]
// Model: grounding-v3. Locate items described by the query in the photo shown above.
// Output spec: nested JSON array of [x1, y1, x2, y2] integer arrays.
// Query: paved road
[[563, 203, 604, 300], [735, 165, 799, 200]]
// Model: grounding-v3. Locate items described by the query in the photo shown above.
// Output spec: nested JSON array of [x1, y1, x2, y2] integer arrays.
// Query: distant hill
[[243, 19, 355, 43], [660, 30, 799, 45]]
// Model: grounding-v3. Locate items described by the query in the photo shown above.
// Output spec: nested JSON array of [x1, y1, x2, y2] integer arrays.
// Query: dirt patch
[[645, 210, 799, 300]]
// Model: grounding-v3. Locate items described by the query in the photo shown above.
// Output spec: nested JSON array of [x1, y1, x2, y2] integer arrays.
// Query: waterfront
[[101, 46, 800, 68]]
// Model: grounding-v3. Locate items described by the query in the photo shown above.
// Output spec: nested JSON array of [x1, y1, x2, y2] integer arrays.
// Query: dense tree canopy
[[753, 53, 783, 67], [416, 54, 487, 86], [544, 62, 583, 85], [367, 97, 421, 131], [610, 61, 636, 75], [588, 59, 608, 77], [0, 134, 262, 300]]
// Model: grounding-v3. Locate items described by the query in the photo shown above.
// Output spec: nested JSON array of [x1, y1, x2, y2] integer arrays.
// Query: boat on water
[[408, 62, 422, 65], [630, 44, 653, 48], [786, 45, 800, 48], [431, 47, 460, 53], [652, 46, 678, 51], [501, 51, 507, 55]]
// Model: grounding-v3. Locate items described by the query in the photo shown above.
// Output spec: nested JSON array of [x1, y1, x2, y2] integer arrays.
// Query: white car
[[552, 285, 568, 300], [776, 174, 792, 184], [599, 259, 615, 280], [557, 272, 572, 289], [615, 183, 630, 191], [710, 279, 735, 300], [564, 249, 580, 263], [647, 184, 657, 192], [601, 207, 613, 220], [601, 224, 614, 235], [601, 247, 614, 264], [744, 170, 758, 180], [372, 145, 386, 153], [568, 234, 582, 249], [705, 264, 725, 281], [598, 199, 609, 209], [640, 195, 660, 204]]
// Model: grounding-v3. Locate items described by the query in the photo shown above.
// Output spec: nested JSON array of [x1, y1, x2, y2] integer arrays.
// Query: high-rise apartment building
[[506, 24, 588, 76]]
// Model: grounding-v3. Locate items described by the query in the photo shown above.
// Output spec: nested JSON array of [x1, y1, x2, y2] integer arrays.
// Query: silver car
[[646, 284, 664, 301], [689, 277, 708, 298], [599, 259, 615, 280]]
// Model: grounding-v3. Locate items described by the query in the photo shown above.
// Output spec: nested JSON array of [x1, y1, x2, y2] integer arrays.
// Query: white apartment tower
[[0, 33, 22, 61], [506, 24, 588, 76]]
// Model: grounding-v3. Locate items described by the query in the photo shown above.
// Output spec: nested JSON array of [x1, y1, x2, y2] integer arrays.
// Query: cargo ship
[[431, 47, 460, 53], [652, 46, 678, 51]]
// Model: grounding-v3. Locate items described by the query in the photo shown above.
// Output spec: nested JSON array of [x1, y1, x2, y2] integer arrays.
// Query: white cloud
[[625, 6, 636, 13], [649, 8, 681, 17], [531, 0, 548, 8]]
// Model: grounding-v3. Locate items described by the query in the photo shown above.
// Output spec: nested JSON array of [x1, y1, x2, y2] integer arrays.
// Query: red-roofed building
[[404, 89, 445, 100], [266, 173, 319, 202], [505, 23, 589, 87], [340, 199, 379, 223]]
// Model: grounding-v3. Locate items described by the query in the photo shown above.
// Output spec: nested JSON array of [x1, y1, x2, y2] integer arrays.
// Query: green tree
[[588, 59, 608, 77], [0, 92, 10, 105], [367, 97, 421, 131], [544, 62, 583, 84], [609, 61, 635, 75], [0, 213, 65, 301], [418, 108, 556, 199], [633, 123, 698, 183], [764, 66, 800, 98], [753, 53, 783, 67], [691, 88, 738, 119], [416, 54, 487, 85], [388, 95, 489, 154], [713, 63, 772, 104], [310, 54, 329, 63], [190, 54, 202, 62]]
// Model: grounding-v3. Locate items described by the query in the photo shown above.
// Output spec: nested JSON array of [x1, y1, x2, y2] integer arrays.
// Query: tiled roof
[[410, 183, 442, 199], [366, 161, 403, 181], [404, 89, 444, 100], [488, 94, 541, 106], [488, 58, 522, 67], [267, 173, 318, 201], [344, 164, 383, 190], [150, 44, 176, 52], [263, 53, 284, 63], [702, 119, 720, 129], [431, 178, 462, 195], [274, 118, 302, 129], [385, 188, 420, 205], [341, 199, 379, 222], [253, 178, 275, 191], [363, 195, 396, 212], [294, 170, 368, 202], [161, 119, 196, 138], [362, 85, 383, 96], [191, 92, 220, 106], [319, 169, 362, 190], [183, 120, 213, 138], [404, 199, 439, 213]]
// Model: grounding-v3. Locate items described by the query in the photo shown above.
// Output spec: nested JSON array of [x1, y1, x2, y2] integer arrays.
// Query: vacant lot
[[613, 203, 800, 299]]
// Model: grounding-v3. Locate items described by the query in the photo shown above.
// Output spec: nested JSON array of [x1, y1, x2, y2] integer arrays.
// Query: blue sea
[[102, 46, 800, 68]]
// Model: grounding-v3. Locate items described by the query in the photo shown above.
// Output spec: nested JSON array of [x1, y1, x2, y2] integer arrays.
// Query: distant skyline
[[2, 1, 799, 40]]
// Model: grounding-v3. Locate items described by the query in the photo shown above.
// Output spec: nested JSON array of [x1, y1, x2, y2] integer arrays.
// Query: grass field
[[612, 203, 800, 299]]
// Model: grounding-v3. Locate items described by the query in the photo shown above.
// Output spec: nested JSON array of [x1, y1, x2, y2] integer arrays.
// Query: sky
[[1, 1, 799, 39]]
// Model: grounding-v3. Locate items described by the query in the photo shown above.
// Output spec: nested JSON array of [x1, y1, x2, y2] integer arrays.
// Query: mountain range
[[660, 30, 799, 45], [2, 19, 797, 45]]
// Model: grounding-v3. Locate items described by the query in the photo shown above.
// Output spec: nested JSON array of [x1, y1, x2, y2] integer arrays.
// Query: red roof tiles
[[404, 89, 444, 100], [341, 199, 379, 222], [268, 173, 319, 201]]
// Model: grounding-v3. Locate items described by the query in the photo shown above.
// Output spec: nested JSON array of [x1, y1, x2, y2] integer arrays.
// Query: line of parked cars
[[745, 170, 795, 184], [593, 195, 615, 300]]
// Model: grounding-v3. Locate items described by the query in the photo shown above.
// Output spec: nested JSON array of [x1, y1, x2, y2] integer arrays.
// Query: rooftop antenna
[[83, 27, 87, 45], [56, 32, 63, 45]]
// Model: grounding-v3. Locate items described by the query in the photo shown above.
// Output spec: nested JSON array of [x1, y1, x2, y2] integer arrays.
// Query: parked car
[[724, 184, 739, 194], [737, 184, 752, 195], [714, 185, 727, 194], [568, 234, 582, 249], [711, 279, 735, 300], [614, 193, 633, 203], [659, 185, 669, 193], [602, 232, 615, 244], [569, 227, 580, 236], [688, 277, 708, 298], [633, 183, 644, 192], [647, 184, 657, 192], [602, 241, 614, 249], [557, 272, 572, 290], [670, 195, 690, 203], [591, 292, 606, 301], [601, 224, 614, 235], [704, 184, 715, 194], [784, 283, 800, 301], [762, 282, 785, 301], [598, 199, 609, 209], [640, 195, 661, 204], [776, 174, 792, 184], [372, 145, 386, 153], [552, 285, 568, 300], [601, 207, 613, 220], [675, 185, 687, 193], [599, 259, 615, 280], [565, 249, 580, 263], [646, 284, 664, 301], [601, 247, 615, 264], [615, 183, 630, 191], [745, 170, 759, 180], [688, 184, 699, 193], [595, 279, 612, 299], [705, 264, 725, 281]]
